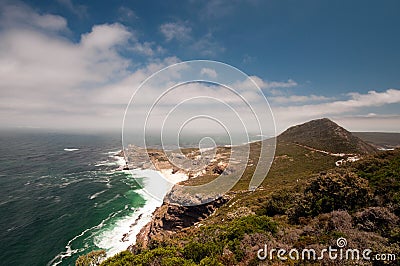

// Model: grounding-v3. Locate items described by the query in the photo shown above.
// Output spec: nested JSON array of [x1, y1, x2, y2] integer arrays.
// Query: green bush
[[131, 246, 180, 265], [224, 215, 278, 241], [161, 257, 195, 266], [355, 150, 400, 214], [199, 256, 224, 266], [291, 171, 372, 220], [257, 189, 298, 216], [182, 241, 221, 263]]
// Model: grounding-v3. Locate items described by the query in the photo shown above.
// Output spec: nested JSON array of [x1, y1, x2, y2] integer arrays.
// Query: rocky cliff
[[133, 196, 229, 250]]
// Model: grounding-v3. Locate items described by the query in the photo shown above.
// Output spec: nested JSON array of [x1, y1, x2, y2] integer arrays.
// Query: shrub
[[199, 256, 224, 266], [291, 171, 372, 221], [100, 250, 133, 266], [182, 241, 221, 263], [257, 189, 298, 216], [161, 257, 195, 266], [76, 250, 106, 266], [224, 215, 278, 241], [354, 207, 399, 237]]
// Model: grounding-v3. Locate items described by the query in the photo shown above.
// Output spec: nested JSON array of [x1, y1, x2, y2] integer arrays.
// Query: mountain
[[278, 118, 377, 154]]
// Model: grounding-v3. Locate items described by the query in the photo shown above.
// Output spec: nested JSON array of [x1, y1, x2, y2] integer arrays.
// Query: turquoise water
[[0, 131, 147, 265]]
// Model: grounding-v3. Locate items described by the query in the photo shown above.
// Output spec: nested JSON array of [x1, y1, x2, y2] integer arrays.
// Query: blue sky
[[0, 0, 399, 133]]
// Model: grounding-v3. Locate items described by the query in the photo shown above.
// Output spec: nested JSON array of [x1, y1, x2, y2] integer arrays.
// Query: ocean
[[0, 130, 162, 266], [0, 130, 267, 265]]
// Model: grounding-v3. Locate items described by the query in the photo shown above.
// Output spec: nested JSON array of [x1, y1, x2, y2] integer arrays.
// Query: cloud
[[242, 54, 255, 64], [0, 2, 68, 31], [196, 0, 260, 20], [80, 23, 131, 51], [271, 94, 332, 104], [190, 32, 225, 56], [0, 2, 398, 135], [233, 75, 298, 93], [199, 0, 236, 19], [261, 78, 298, 89], [333, 114, 400, 132], [200, 68, 217, 78], [117, 6, 137, 21], [56, 0, 88, 18], [0, 3, 170, 130], [160, 22, 192, 42], [272, 89, 400, 133], [158, 21, 224, 56]]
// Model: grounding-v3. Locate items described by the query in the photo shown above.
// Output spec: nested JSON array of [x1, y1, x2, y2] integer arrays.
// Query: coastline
[[102, 151, 189, 258]]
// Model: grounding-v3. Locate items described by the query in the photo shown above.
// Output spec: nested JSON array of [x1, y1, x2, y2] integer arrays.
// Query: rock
[[134, 196, 229, 249]]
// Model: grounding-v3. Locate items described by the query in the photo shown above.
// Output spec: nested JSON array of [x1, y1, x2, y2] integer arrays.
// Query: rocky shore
[[113, 137, 271, 256], [116, 144, 238, 252]]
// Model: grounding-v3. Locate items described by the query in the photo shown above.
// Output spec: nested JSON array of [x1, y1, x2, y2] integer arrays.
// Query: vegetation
[[76, 250, 106, 266], [83, 139, 400, 266]]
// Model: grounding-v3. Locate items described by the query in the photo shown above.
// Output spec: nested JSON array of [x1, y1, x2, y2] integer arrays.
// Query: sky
[[0, 0, 399, 134]]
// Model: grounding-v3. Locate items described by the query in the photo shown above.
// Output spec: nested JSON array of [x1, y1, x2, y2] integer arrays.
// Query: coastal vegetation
[[77, 119, 400, 265]]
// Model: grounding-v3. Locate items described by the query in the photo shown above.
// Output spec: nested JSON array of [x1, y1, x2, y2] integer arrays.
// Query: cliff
[[133, 196, 229, 250]]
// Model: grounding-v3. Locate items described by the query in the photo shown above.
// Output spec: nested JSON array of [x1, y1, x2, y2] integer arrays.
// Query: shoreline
[[101, 151, 189, 258]]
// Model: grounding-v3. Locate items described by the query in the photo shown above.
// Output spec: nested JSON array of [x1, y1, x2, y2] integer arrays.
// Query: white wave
[[48, 208, 125, 266], [95, 194, 121, 208], [89, 190, 107, 200], [50, 167, 174, 264], [93, 169, 171, 259], [93, 194, 162, 257], [64, 148, 79, 152], [58, 179, 83, 188]]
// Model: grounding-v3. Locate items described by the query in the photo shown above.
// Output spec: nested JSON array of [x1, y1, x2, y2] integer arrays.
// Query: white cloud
[[261, 78, 298, 89], [0, 3, 170, 130], [272, 89, 400, 133], [0, 2, 68, 31], [0, 3, 398, 135], [200, 68, 217, 78], [80, 23, 131, 50], [271, 94, 332, 104], [160, 22, 192, 42], [334, 115, 400, 132], [233, 75, 298, 93]]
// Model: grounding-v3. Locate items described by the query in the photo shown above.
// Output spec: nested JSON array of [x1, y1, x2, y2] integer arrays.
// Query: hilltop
[[278, 118, 377, 154]]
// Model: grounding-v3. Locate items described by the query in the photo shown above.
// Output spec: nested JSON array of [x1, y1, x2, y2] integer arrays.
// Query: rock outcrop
[[134, 196, 229, 249]]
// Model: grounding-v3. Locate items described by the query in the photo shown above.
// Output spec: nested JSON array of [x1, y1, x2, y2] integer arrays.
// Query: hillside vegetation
[[78, 119, 399, 266], [96, 148, 399, 265]]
